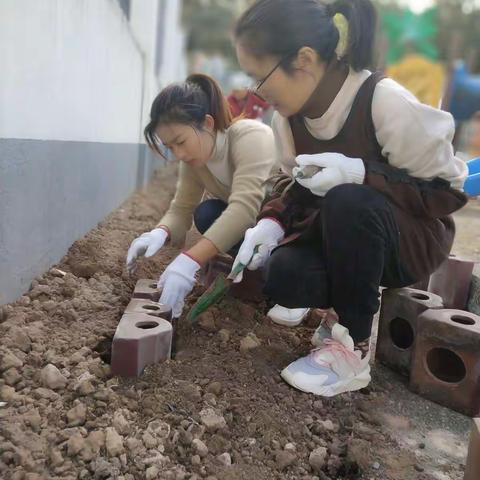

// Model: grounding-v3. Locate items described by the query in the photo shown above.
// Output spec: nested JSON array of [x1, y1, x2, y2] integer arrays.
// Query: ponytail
[[144, 73, 233, 156], [186, 74, 233, 131], [235, 0, 376, 72], [328, 0, 377, 71]]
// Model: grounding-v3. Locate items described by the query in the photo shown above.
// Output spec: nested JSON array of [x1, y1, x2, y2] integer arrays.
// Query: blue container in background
[[464, 157, 480, 196], [448, 63, 480, 123], [467, 156, 480, 176], [464, 173, 480, 196]]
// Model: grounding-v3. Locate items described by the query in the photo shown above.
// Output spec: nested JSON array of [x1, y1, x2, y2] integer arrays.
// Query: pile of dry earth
[[0, 165, 471, 480]]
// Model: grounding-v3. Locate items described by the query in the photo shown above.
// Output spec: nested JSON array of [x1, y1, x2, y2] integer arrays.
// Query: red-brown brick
[[376, 288, 443, 376], [409, 309, 480, 416]]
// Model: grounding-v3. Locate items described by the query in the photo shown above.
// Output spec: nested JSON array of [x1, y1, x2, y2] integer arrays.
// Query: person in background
[[228, 72, 271, 121], [126, 74, 275, 318]]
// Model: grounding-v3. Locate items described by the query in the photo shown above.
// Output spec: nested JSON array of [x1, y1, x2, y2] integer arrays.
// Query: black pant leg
[[263, 243, 330, 309], [193, 199, 243, 255], [193, 199, 228, 234], [322, 184, 413, 342]]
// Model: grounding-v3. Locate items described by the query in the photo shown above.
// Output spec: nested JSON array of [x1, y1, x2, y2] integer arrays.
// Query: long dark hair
[[234, 0, 377, 72], [144, 73, 233, 156]]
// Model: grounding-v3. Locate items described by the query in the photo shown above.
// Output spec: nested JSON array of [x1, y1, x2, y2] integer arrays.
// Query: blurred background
[[183, 0, 480, 133], [1, 0, 480, 303]]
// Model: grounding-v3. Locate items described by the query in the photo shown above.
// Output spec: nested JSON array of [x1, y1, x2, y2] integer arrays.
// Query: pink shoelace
[[310, 338, 361, 370]]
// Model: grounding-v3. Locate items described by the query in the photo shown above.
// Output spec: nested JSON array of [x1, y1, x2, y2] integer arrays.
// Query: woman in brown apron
[[231, 0, 468, 396]]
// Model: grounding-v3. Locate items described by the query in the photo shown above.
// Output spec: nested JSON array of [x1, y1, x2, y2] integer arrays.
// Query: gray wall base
[[0, 139, 164, 304]]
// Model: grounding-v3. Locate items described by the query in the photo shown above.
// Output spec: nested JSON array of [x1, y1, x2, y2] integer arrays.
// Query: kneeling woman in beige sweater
[[126, 74, 275, 318]]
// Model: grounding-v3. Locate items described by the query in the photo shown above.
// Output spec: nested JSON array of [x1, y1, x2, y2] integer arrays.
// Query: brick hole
[[389, 317, 414, 350], [426, 348, 466, 383], [410, 293, 430, 300], [135, 321, 159, 330], [143, 305, 160, 311], [450, 315, 476, 326], [149, 283, 157, 289]]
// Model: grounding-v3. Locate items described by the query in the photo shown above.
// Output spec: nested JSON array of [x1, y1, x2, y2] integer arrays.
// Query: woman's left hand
[[158, 253, 201, 318], [293, 152, 365, 197]]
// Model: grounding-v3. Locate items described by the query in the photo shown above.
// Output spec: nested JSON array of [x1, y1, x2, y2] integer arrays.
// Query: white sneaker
[[267, 305, 310, 327], [281, 323, 371, 397]]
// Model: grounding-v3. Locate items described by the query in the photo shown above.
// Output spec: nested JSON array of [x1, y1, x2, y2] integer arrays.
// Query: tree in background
[[436, 0, 480, 72], [374, 0, 480, 71], [182, 0, 236, 59], [381, 7, 438, 64]]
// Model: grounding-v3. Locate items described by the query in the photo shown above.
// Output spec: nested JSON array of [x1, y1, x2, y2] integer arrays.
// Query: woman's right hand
[[126, 227, 169, 274], [231, 218, 285, 283]]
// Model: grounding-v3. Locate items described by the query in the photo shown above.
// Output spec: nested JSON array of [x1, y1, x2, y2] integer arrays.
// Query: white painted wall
[[0, 0, 186, 304], [130, 0, 187, 132], [158, 0, 187, 87], [0, 0, 145, 143]]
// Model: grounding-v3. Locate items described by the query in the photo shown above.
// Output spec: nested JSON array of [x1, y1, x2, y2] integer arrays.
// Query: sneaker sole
[[269, 316, 305, 327], [268, 309, 310, 328], [280, 366, 371, 397]]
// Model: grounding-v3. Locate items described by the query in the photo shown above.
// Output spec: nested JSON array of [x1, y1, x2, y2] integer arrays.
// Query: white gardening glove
[[231, 218, 285, 284], [158, 253, 200, 318], [293, 152, 365, 197], [126, 227, 169, 274]]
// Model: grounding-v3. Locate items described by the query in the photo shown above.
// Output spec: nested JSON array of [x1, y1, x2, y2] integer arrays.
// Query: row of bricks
[[376, 287, 480, 417], [110, 280, 173, 378]]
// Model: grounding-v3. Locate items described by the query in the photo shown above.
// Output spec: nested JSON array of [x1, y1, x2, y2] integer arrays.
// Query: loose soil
[[0, 165, 477, 480]]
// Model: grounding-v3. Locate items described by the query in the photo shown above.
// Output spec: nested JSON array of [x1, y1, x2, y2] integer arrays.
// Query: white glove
[[231, 218, 285, 284], [293, 152, 365, 197], [126, 227, 169, 274], [158, 253, 200, 318]]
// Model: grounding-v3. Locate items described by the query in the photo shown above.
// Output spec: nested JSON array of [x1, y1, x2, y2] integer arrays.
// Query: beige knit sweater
[[157, 119, 276, 252]]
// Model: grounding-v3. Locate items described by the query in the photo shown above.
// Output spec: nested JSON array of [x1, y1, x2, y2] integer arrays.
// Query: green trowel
[[186, 246, 259, 324]]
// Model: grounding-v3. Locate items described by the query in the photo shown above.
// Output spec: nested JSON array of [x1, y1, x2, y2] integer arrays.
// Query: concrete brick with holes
[[111, 280, 173, 378], [409, 309, 480, 416], [376, 255, 480, 416], [131, 279, 162, 302], [428, 255, 475, 309], [376, 288, 443, 375]]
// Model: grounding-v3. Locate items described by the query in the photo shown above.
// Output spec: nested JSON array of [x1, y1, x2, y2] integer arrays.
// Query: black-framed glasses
[[249, 53, 295, 100]]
